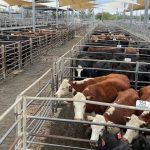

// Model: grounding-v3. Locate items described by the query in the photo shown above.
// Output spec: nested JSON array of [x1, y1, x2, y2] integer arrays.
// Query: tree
[[95, 12, 116, 20]]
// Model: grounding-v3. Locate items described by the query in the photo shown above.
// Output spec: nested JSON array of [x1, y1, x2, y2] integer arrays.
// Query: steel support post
[[56, 0, 59, 28], [123, 3, 126, 21], [130, 3, 133, 25], [22, 96, 27, 150], [144, 0, 149, 27], [32, 0, 36, 32], [67, 7, 69, 25]]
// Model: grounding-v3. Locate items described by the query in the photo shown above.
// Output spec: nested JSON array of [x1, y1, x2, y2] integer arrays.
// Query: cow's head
[[55, 79, 75, 98], [87, 114, 106, 141], [123, 114, 146, 144], [73, 92, 87, 120], [76, 65, 83, 78]]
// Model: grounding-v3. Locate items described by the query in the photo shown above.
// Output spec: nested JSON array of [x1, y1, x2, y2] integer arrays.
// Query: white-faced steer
[[87, 88, 139, 142], [54, 73, 130, 98], [73, 78, 130, 120]]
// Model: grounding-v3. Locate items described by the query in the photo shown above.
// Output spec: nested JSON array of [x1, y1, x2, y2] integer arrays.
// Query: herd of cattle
[[55, 74, 150, 150], [73, 29, 150, 89], [54, 28, 150, 149]]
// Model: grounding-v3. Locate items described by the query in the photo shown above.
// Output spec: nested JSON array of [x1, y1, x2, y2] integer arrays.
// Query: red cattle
[[55, 73, 130, 98], [125, 47, 137, 54], [73, 78, 130, 120], [87, 47, 116, 52], [72, 73, 130, 93], [91, 34, 111, 42], [87, 88, 139, 141]]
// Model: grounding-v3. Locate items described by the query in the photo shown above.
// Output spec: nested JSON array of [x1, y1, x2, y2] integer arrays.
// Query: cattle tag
[[117, 132, 122, 140], [136, 100, 150, 109], [124, 58, 131, 62], [117, 45, 122, 48]]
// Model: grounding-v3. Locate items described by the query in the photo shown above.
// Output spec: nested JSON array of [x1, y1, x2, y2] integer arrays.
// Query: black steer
[[132, 135, 150, 150], [95, 131, 131, 150]]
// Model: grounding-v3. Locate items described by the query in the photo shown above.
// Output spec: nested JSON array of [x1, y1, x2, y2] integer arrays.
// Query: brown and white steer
[[87, 88, 139, 141], [55, 73, 130, 98], [73, 78, 131, 120], [123, 86, 150, 143]]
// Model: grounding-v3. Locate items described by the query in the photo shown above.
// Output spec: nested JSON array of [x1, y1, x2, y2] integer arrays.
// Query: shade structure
[[126, 0, 149, 11], [59, 0, 96, 9], [101, 2, 126, 12], [4, 0, 42, 7], [116, 0, 140, 5], [0, 0, 9, 7]]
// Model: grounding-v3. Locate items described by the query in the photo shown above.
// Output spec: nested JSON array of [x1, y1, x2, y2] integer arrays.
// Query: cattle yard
[[0, 22, 150, 150], [0, 23, 90, 81]]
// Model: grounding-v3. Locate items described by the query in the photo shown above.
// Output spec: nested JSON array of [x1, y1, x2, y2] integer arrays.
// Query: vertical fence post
[[39, 36, 41, 47], [1, 45, 6, 80], [22, 96, 27, 150], [45, 34, 48, 46], [18, 42, 22, 70], [15, 95, 22, 150], [29, 38, 33, 63], [38, 36, 41, 55], [52, 61, 58, 113], [135, 62, 139, 90]]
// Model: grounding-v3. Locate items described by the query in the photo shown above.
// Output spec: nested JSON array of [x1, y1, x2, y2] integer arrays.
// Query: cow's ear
[[124, 116, 131, 122], [86, 96, 93, 100], [87, 116, 94, 121], [138, 87, 145, 97]]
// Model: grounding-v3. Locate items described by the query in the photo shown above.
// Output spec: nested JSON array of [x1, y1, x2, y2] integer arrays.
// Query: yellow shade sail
[[4, 0, 27, 6], [4, 0, 41, 7], [59, 0, 96, 7], [59, 0, 70, 7]]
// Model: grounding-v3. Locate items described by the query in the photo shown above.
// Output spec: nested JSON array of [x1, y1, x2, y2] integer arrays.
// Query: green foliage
[[95, 12, 116, 20]]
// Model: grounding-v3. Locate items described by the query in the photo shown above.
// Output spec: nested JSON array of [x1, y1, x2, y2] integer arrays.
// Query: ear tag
[[117, 132, 122, 140]]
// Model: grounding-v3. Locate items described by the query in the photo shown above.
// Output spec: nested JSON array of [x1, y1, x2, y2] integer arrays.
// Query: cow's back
[[99, 78, 130, 91], [106, 74, 130, 86], [70, 73, 130, 93]]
